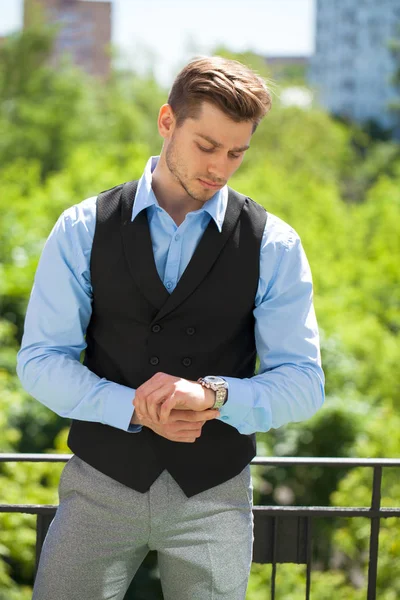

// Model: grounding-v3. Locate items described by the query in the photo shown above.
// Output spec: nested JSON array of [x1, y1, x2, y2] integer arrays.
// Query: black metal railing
[[1, 454, 400, 599]]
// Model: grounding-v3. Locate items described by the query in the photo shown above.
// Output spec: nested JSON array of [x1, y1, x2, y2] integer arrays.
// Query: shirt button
[[151, 324, 161, 333], [175, 234, 180, 241], [186, 327, 196, 336], [149, 356, 159, 366], [166, 281, 172, 289], [182, 357, 192, 367]]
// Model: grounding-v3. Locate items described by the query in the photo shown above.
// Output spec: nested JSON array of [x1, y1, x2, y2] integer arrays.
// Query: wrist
[[197, 376, 228, 410], [203, 386, 216, 410]]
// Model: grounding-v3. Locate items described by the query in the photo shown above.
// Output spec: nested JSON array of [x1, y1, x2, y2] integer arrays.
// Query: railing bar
[[251, 457, 400, 467], [253, 506, 400, 516], [2, 454, 400, 600], [2, 505, 400, 518], [271, 517, 278, 600], [0, 454, 72, 462], [367, 466, 382, 600], [370, 465, 382, 510], [367, 517, 380, 600], [252, 507, 400, 518], [3, 454, 400, 467], [305, 517, 312, 600], [0, 505, 58, 514]]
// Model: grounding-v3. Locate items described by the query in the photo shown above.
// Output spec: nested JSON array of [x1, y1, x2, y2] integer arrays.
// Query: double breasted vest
[[67, 180, 268, 496]]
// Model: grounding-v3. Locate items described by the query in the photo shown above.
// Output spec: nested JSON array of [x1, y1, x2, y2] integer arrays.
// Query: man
[[17, 56, 324, 600]]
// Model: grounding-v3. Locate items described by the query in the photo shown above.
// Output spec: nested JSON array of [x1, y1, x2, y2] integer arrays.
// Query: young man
[[17, 56, 324, 600]]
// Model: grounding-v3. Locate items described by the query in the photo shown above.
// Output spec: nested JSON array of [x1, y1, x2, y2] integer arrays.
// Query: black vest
[[67, 180, 267, 496]]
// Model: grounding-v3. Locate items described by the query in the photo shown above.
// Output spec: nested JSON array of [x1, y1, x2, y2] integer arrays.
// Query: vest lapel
[[120, 180, 169, 311], [154, 188, 246, 322], [120, 181, 246, 318]]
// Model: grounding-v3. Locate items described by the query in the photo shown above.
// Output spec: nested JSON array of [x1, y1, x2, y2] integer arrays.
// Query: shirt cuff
[[217, 377, 255, 431], [128, 423, 143, 433], [102, 383, 142, 433]]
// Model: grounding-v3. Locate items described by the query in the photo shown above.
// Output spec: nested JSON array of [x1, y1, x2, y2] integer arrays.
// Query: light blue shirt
[[17, 156, 324, 436]]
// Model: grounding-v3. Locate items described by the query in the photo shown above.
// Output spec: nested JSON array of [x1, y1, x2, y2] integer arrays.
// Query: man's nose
[[206, 158, 228, 183]]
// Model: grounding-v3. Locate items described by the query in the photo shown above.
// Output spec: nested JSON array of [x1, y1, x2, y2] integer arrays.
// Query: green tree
[[1, 25, 400, 599]]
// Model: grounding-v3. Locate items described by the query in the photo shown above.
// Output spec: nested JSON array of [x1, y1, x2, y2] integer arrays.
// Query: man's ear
[[158, 104, 176, 139]]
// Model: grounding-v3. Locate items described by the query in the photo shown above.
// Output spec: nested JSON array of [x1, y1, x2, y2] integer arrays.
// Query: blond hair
[[168, 56, 272, 132]]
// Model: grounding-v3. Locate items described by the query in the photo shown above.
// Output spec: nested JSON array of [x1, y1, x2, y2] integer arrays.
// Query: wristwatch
[[197, 376, 228, 410]]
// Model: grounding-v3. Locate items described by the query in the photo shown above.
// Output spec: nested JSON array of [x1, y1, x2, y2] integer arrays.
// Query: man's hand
[[133, 372, 216, 425], [131, 407, 219, 443]]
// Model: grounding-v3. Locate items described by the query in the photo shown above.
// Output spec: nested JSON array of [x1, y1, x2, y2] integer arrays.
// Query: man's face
[[163, 102, 253, 203]]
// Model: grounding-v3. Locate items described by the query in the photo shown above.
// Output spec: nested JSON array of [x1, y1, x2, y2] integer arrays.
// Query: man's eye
[[229, 153, 241, 159], [197, 144, 214, 153]]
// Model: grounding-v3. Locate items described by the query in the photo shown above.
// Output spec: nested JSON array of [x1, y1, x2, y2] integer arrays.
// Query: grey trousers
[[32, 455, 254, 600]]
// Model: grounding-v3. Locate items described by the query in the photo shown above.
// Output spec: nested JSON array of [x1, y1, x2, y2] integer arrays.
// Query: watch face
[[205, 376, 225, 385]]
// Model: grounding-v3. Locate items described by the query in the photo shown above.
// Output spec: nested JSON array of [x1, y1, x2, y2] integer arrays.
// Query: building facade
[[24, 0, 112, 78], [309, 0, 400, 131]]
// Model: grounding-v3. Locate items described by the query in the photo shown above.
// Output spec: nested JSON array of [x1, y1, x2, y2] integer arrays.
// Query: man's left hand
[[134, 372, 215, 424]]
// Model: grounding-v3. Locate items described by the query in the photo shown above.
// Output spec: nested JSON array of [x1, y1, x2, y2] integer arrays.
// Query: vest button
[[186, 327, 196, 335], [151, 324, 161, 333], [182, 357, 192, 367], [149, 356, 159, 366]]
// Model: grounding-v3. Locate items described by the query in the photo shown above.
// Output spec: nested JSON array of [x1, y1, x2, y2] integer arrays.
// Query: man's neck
[[151, 157, 203, 226]]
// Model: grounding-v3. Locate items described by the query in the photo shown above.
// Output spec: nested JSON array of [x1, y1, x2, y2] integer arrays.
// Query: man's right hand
[[131, 408, 219, 443]]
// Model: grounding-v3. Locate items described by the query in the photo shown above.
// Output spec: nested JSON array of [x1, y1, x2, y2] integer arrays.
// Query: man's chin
[[184, 184, 211, 204], [175, 177, 214, 204], [191, 191, 214, 203], [195, 181, 221, 201]]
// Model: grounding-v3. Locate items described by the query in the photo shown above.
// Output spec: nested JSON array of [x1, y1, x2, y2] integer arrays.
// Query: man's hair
[[168, 56, 273, 132]]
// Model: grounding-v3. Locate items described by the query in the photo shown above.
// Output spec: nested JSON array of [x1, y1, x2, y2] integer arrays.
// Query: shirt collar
[[132, 156, 227, 232]]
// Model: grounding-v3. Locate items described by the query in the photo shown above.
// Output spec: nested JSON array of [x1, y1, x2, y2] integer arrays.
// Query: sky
[[0, 0, 315, 85]]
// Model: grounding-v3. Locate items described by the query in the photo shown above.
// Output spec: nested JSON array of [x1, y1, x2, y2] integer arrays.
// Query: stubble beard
[[165, 137, 211, 203]]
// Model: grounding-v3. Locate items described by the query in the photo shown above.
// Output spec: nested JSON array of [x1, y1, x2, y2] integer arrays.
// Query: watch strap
[[197, 377, 228, 410]]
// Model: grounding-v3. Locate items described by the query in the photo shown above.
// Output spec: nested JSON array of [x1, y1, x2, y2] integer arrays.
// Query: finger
[[167, 409, 199, 422], [141, 380, 176, 424], [133, 395, 144, 421], [154, 424, 199, 443], [202, 410, 220, 421], [146, 387, 172, 423], [134, 391, 151, 422], [147, 396, 164, 424], [137, 383, 169, 423], [170, 422, 203, 435], [169, 409, 219, 423], [135, 381, 161, 417], [136, 372, 169, 398], [159, 396, 179, 424]]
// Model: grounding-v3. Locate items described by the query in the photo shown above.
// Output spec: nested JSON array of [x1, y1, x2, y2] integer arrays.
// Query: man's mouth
[[198, 179, 223, 189]]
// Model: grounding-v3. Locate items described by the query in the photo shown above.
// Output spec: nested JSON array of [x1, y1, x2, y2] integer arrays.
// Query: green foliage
[[247, 563, 366, 600], [0, 22, 399, 599], [0, 25, 165, 181], [330, 404, 400, 599]]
